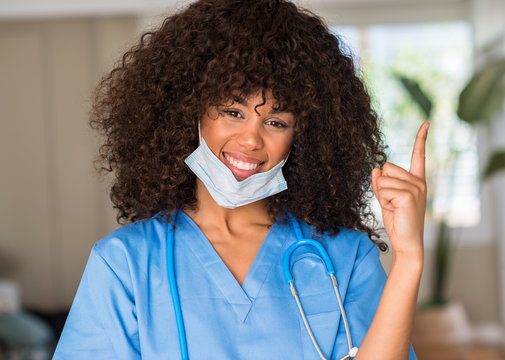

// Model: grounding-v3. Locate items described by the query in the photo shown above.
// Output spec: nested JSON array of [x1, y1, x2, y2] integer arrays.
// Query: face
[[200, 91, 294, 181]]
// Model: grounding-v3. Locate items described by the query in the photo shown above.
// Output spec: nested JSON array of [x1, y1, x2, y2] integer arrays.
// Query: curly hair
[[91, 0, 388, 250]]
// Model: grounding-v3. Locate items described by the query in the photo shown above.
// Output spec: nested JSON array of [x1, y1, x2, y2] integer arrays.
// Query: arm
[[355, 122, 429, 359], [354, 252, 422, 359]]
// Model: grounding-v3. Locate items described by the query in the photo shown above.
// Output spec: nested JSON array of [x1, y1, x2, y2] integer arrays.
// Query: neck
[[184, 179, 274, 234]]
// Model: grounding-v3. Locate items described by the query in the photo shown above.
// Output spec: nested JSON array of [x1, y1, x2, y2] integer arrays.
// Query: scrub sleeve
[[53, 245, 141, 359]]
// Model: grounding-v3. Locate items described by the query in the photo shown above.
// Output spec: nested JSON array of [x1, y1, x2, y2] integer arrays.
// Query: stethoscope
[[167, 212, 358, 360]]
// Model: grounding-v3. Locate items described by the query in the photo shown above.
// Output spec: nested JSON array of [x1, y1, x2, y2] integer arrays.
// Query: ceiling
[[0, 0, 468, 20]]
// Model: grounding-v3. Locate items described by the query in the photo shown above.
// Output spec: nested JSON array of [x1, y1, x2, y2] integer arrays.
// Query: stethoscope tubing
[[167, 213, 189, 360]]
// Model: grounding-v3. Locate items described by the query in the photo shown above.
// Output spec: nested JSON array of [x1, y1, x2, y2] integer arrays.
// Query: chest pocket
[[291, 252, 342, 359]]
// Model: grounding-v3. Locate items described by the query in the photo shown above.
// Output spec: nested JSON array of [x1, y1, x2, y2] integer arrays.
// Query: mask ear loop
[[198, 121, 202, 145], [281, 149, 291, 167]]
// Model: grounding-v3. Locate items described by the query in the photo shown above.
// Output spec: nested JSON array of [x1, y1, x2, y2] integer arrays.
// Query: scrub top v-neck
[[178, 211, 285, 322], [53, 210, 417, 360]]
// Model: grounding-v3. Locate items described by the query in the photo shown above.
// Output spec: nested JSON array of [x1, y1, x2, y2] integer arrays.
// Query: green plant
[[457, 58, 505, 180]]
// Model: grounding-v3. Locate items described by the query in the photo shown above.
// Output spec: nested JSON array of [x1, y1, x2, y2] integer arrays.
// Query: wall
[[0, 17, 137, 310], [381, 243, 501, 324], [469, 0, 505, 326]]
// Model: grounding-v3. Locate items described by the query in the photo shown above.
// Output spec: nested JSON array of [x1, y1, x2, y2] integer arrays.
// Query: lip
[[222, 152, 265, 181]]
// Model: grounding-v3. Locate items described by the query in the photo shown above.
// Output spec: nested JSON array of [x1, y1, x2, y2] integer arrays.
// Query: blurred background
[[0, 0, 504, 359]]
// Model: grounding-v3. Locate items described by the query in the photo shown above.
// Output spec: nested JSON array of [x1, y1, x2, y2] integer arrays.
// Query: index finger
[[409, 121, 429, 179]]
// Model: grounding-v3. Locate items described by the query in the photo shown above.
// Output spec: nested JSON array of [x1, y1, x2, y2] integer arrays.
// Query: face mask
[[184, 137, 288, 208]]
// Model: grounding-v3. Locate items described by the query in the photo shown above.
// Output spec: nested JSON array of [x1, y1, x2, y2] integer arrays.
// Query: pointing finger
[[409, 122, 429, 179]]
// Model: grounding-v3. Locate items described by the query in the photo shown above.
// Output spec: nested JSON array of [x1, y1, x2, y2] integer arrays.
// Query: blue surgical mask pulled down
[[184, 137, 288, 208]]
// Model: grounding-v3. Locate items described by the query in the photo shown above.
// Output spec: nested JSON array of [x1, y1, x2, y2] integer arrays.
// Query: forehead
[[220, 89, 288, 112]]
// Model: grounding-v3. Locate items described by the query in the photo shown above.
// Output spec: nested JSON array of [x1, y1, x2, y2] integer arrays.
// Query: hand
[[371, 122, 429, 257]]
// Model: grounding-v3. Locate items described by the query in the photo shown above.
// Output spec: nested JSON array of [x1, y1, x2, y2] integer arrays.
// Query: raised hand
[[371, 122, 429, 257], [356, 122, 429, 360]]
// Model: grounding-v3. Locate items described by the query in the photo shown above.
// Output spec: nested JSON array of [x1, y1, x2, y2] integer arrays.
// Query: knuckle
[[419, 181, 427, 193], [404, 191, 415, 202], [412, 178, 426, 193], [382, 162, 393, 173]]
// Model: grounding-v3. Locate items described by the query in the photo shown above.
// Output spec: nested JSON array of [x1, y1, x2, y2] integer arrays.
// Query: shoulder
[[331, 227, 380, 268], [299, 220, 379, 262], [285, 214, 384, 300], [92, 212, 171, 273], [292, 218, 381, 279]]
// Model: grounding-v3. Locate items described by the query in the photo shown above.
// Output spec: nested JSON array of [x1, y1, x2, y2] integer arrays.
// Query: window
[[331, 22, 479, 228]]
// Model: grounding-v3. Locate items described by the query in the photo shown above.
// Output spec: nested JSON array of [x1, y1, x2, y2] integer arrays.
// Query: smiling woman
[[53, 0, 426, 359]]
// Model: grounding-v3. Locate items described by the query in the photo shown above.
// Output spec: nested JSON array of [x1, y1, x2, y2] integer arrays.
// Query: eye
[[266, 120, 288, 129], [222, 110, 242, 118]]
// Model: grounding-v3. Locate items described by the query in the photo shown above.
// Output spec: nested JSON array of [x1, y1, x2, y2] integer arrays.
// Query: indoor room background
[[1, 0, 504, 358]]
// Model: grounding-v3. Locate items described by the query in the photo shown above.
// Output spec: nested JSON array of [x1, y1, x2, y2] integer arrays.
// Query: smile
[[223, 153, 261, 171]]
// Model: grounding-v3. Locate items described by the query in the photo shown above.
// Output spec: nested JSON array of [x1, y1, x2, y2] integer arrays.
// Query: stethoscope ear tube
[[283, 215, 358, 360], [290, 280, 328, 360], [331, 273, 357, 359]]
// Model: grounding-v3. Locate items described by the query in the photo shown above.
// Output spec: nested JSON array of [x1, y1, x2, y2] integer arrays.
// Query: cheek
[[199, 128, 220, 158], [200, 121, 239, 160], [272, 135, 294, 161]]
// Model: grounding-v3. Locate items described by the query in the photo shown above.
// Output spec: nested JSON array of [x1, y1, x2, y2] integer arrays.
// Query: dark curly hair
[[91, 0, 388, 250]]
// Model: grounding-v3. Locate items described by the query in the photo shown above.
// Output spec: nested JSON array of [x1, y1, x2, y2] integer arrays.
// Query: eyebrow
[[231, 95, 290, 115]]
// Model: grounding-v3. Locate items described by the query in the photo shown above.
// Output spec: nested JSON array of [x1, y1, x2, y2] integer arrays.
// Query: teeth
[[225, 153, 259, 171]]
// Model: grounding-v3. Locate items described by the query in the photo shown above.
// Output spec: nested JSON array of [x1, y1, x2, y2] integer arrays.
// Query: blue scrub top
[[53, 211, 416, 359]]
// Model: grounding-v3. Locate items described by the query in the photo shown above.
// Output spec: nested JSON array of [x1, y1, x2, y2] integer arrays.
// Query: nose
[[236, 118, 264, 150]]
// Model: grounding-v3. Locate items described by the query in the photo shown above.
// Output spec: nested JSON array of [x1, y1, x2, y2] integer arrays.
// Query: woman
[[54, 0, 427, 359]]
